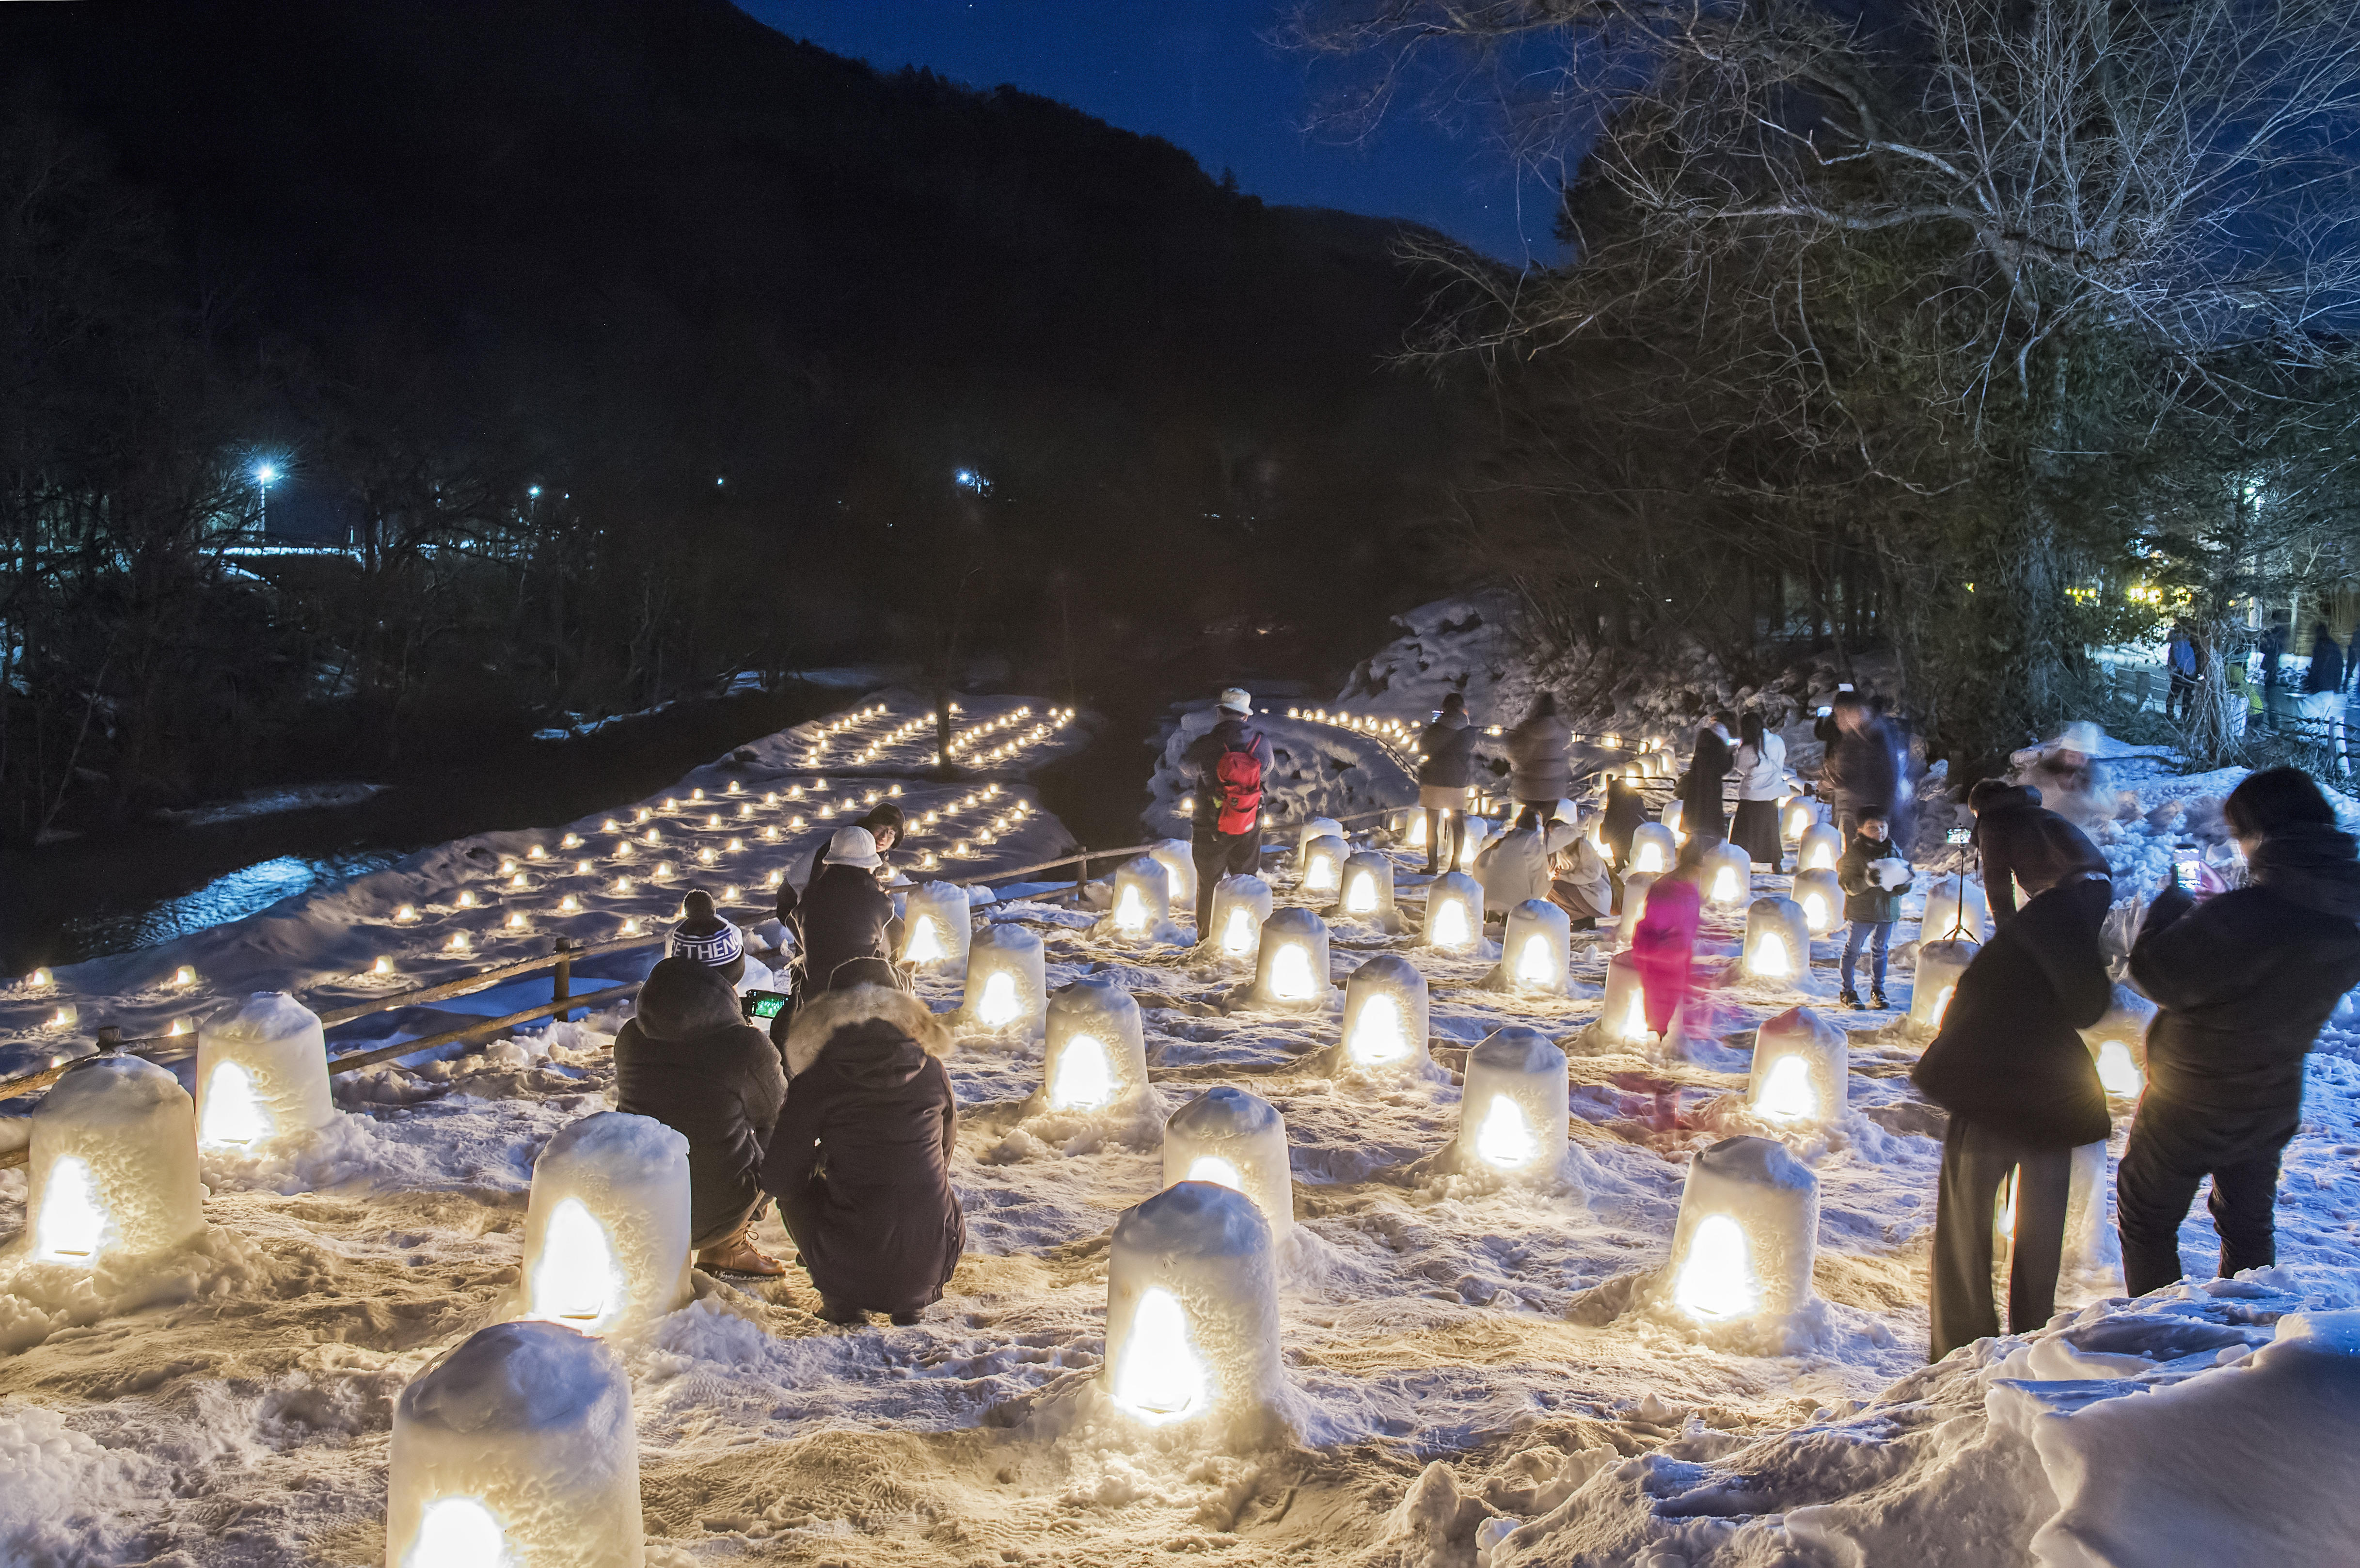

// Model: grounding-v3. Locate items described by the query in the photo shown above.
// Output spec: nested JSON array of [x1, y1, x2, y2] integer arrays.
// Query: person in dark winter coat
[[1968, 778, 2111, 925], [1601, 774, 1649, 873], [762, 983, 962, 1325], [1415, 693, 1480, 875], [2299, 620, 2349, 775], [1821, 695, 1897, 835], [1679, 711, 1736, 843], [776, 803, 904, 924], [1505, 693, 1573, 829], [1181, 688, 1274, 936], [614, 957, 788, 1275], [1912, 871, 2113, 1361], [1836, 814, 1911, 1008], [2118, 767, 2360, 1297], [792, 827, 901, 995]]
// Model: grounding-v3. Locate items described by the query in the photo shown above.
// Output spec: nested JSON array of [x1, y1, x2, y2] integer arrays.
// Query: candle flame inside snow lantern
[[517, 1112, 692, 1335], [1298, 834, 1346, 895], [899, 881, 972, 972], [2080, 982, 2156, 1100], [1419, 872, 1484, 951], [1666, 1135, 1819, 1326], [1163, 1087, 1293, 1243], [1496, 899, 1571, 997], [1909, 938, 1981, 1036], [1796, 823, 1844, 872], [1455, 1027, 1569, 1178], [1295, 818, 1344, 861], [1039, 978, 1151, 1114], [1146, 838, 1197, 915], [196, 991, 334, 1150], [1395, 808, 1428, 850], [1742, 897, 1810, 983], [1453, 814, 1490, 872], [1628, 823, 1677, 876], [1595, 949, 1661, 1048], [1208, 874, 1273, 961], [1790, 868, 1842, 935], [1331, 850, 1403, 932], [18, 1056, 203, 1267], [1700, 840, 1753, 907], [1099, 855, 1187, 944], [1615, 871, 1662, 951], [1102, 1181, 1283, 1434], [1250, 908, 1331, 1009], [1778, 795, 1818, 842], [1661, 799, 1685, 843], [1747, 1006, 1847, 1127], [385, 1320, 643, 1568], [1336, 954, 1431, 1075], [1921, 875, 1990, 944], [957, 922, 1047, 1034]]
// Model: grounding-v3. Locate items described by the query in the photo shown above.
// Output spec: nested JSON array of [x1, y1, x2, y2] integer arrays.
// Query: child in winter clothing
[[1836, 814, 1912, 1008]]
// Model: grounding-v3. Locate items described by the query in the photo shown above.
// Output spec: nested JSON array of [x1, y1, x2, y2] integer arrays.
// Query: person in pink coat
[[1630, 877, 1702, 1037]]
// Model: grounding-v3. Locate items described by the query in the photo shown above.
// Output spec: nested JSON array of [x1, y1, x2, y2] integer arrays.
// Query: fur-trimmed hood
[[784, 982, 954, 1078]]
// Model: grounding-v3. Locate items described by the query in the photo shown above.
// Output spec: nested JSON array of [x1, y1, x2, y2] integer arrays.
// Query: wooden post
[[1072, 851, 1089, 908], [95, 1026, 122, 1053], [553, 937, 572, 1025]]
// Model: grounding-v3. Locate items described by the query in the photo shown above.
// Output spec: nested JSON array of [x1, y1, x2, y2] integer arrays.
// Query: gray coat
[[1506, 713, 1573, 802]]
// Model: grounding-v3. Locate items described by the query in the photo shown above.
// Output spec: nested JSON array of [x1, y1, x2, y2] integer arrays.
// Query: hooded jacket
[[1417, 710, 1479, 789], [1680, 728, 1733, 837], [1971, 782, 2111, 923], [1911, 876, 2114, 1148], [612, 957, 787, 1247], [793, 859, 900, 996], [2130, 823, 2360, 1124], [762, 984, 962, 1314], [2305, 625, 2345, 695], [1506, 711, 1573, 803], [1474, 821, 1583, 912], [1823, 718, 1898, 819], [1735, 732, 1788, 801]]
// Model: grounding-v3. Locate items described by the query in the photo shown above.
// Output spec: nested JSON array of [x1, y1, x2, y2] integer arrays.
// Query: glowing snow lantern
[[1666, 1135, 1818, 1325], [1613, 871, 1663, 951], [1791, 868, 1841, 934], [1778, 795, 1818, 842], [168, 964, 197, 988], [956, 922, 1047, 1034], [1594, 949, 1664, 1048], [1700, 840, 1752, 907], [1250, 908, 1331, 1009], [1419, 871, 1484, 951], [1628, 824, 1677, 875], [2061, 1139, 2117, 1274], [1747, 1006, 1847, 1127], [1453, 813, 1491, 872], [1455, 1027, 1569, 1178], [385, 1320, 642, 1568], [1146, 838, 1197, 913], [1163, 1087, 1293, 1242], [1097, 855, 1186, 944], [1208, 874, 1273, 961], [516, 1112, 691, 1335], [1909, 938, 1981, 1037], [1921, 874, 1990, 944], [1039, 978, 1150, 1114], [899, 881, 972, 972], [1742, 897, 1810, 982], [1395, 807, 1428, 850], [1102, 1182, 1283, 1434], [1334, 954, 1431, 1075], [2080, 983, 2156, 1101], [1295, 818, 1345, 860], [1331, 850, 1403, 932], [16, 1057, 203, 1267], [1661, 799, 1685, 842], [196, 992, 334, 1150], [1797, 823, 1843, 872], [24, 967, 54, 989], [1298, 833, 1346, 895], [1494, 898, 1572, 997]]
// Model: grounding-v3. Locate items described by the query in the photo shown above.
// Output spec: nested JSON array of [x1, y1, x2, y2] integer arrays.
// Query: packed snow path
[[7, 696, 2360, 1565]]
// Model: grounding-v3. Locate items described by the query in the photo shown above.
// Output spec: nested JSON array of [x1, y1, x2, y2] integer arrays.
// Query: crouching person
[[764, 983, 963, 1326], [613, 957, 787, 1275]]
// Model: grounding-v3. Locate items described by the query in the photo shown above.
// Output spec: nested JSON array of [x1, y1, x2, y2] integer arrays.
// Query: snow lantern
[[1497, 899, 1572, 997], [1742, 898, 1811, 984], [1147, 838, 1197, 915], [1249, 908, 1331, 1009], [1796, 823, 1844, 872], [1661, 799, 1685, 842], [1908, 939, 1980, 1035], [1394, 807, 1428, 850], [1040, 978, 1151, 1114], [1101, 1180, 1283, 1434], [1336, 955, 1431, 1075], [516, 1112, 691, 1335], [1595, 950, 1660, 1048], [1791, 868, 1842, 934], [1778, 795, 1818, 842], [16, 1057, 203, 1267], [2080, 983, 2157, 1101], [385, 1320, 642, 1568], [957, 922, 1047, 1034], [1331, 850, 1403, 932], [1163, 1087, 1293, 1243], [1295, 818, 1345, 861], [1747, 1006, 1847, 1127], [1098, 855, 1187, 945], [1419, 871, 1484, 951], [1298, 834, 1347, 896], [195, 991, 334, 1151], [1614, 871, 1662, 950], [1921, 874, 1990, 944], [1700, 840, 1753, 908], [1664, 1136, 1818, 1326], [1207, 874, 1273, 961], [1455, 1027, 1569, 1178], [1628, 823, 1677, 876], [898, 881, 972, 972]]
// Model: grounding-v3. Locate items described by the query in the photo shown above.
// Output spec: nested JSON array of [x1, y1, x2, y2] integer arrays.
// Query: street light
[[253, 463, 278, 532]]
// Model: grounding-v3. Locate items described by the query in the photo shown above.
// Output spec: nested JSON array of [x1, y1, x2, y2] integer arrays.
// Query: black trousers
[[1191, 829, 1262, 935], [2116, 1092, 2296, 1299], [1422, 807, 1468, 871], [1929, 1115, 2073, 1362]]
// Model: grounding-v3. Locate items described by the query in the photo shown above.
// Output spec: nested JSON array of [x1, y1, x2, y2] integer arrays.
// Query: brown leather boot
[[695, 1223, 785, 1276]]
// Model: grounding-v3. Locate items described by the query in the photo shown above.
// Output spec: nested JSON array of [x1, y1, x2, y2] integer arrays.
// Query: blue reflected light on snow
[[65, 851, 404, 959]]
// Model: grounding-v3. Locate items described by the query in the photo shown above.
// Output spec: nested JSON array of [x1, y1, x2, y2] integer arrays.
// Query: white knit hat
[[1218, 686, 1252, 714], [829, 825, 883, 870], [2056, 720, 2105, 755]]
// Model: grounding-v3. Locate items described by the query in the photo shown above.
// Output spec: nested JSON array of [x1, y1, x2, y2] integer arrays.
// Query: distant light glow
[[1753, 1055, 1816, 1122], [253, 463, 278, 485], [1674, 1214, 1758, 1321], [1185, 1155, 1243, 1191], [200, 1062, 269, 1147], [1049, 1034, 1114, 1111], [406, 1496, 505, 1568], [1110, 1287, 1205, 1423], [1349, 993, 1409, 1064], [36, 1155, 106, 1260], [1474, 1094, 1538, 1168]]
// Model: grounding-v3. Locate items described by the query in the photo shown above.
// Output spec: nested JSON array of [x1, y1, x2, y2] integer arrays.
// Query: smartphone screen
[[1946, 827, 1972, 846], [741, 989, 791, 1021], [1817, 706, 1833, 717], [2172, 850, 2202, 890]]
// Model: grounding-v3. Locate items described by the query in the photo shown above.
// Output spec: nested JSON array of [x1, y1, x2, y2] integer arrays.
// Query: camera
[[1946, 827, 1973, 846], [741, 989, 791, 1022]]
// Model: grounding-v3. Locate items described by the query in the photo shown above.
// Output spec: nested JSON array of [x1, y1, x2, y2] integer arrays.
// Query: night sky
[[732, 0, 1564, 264]]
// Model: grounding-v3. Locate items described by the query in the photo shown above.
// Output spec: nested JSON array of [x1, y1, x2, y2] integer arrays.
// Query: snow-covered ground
[[6, 672, 2360, 1565]]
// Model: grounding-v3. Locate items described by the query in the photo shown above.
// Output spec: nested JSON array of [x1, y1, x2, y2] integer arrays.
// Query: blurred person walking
[[1415, 693, 1479, 875]]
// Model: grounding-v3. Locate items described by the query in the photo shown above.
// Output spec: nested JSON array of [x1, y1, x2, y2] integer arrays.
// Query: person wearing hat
[[669, 888, 777, 996], [776, 802, 907, 924], [792, 825, 902, 996], [1179, 687, 1273, 939], [2021, 720, 2113, 831]]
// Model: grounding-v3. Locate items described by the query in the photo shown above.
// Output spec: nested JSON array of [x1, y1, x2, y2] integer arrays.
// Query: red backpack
[[1212, 732, 1265, 835]]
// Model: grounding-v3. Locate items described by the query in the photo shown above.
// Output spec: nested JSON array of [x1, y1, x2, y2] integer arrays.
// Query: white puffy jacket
[[1735, 733, 1788, 801]]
